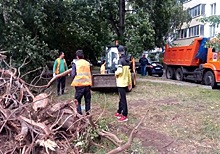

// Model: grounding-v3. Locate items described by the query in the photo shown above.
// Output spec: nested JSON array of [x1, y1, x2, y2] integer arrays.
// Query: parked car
[[136, 60, 163, 77]]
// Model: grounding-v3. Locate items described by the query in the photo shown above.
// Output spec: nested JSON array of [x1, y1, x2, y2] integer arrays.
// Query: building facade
[[175, 0, 220, 46]]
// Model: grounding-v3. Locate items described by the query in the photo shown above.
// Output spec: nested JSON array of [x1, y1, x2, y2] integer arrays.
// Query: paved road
[[137, 77, 211, 89], [137, 69, 214, 89]]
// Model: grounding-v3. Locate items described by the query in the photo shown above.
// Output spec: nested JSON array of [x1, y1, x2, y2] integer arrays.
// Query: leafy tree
[[0, 0, 191, 72], [200, 15, 220, 51], [200, 15, 220, 26], [125, 9, 155, 55], [128, 0, 191, 49], [0, 0, 56, 77]]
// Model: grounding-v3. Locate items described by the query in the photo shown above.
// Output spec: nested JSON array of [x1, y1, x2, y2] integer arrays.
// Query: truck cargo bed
[[164, 38, 203, 66]]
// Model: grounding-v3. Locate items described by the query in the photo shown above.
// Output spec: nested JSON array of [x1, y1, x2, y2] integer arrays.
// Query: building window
[[189, 25, 204, 37], [210, 3, 216, 15], [201, 4, 205, 15], [200, 25, 204, 36], [210, 25, 216, 37], [190, 4, 205, 18], [178, 29, 187, 39], [177, 25, 204, 39]]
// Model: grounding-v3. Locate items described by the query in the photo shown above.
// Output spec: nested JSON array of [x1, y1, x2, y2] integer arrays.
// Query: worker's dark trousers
[[75, 86, 91, 115], [117, 87, 128, 117], [57, 76, 66, 95]]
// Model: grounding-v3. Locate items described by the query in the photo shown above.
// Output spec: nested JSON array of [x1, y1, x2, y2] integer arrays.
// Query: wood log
[[32, 93, 49, 111], [46, 69, 71, 88], [15, 120, 29, 141], [106, 112, 148, 154], [19, 116, 51, 138]]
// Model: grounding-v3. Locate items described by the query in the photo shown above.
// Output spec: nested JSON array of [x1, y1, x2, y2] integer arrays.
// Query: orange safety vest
[[71, 59, 92, 86], [55, 58, 67, 74]]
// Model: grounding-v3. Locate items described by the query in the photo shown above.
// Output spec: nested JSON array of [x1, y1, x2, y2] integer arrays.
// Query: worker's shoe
[[118, 115, 128, 122], [114, 112, 122, 119]]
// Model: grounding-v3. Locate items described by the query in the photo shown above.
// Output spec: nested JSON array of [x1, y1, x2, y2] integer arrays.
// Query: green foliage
[[125, 9, 155, 55], [0, 0, 56, 77], [200, 15, 220, 51], [73, 119, 109, 153], [200, 15, 220, 26], [205, 34, 220, 51], [126, 0, 191, 52], [0, 0, 190, 74]]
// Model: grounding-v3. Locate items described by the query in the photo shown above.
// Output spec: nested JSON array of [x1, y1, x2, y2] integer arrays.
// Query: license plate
[[155, 67, 160, 69]]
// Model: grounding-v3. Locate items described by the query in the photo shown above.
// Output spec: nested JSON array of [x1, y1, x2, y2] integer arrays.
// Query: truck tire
[[203, 71, 218, 89], [166, 67, 174, 79], [175, 68, 184, 81]]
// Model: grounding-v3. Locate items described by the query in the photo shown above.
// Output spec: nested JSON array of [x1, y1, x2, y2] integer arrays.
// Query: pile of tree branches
[[0, 53, 146, 154]]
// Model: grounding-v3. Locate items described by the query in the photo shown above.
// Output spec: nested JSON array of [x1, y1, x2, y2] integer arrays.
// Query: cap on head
[[118, 45, 125, 55]]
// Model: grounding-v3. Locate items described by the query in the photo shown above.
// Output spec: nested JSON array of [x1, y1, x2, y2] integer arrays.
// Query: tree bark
[[119, 0, 125, 39]]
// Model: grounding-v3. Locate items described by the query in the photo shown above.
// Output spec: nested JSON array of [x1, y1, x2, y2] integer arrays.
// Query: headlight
[[152, 63, 157, 67]]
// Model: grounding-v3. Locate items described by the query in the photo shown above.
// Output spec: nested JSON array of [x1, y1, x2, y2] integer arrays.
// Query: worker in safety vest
[[53, 51, 68, 96], [71, 50, 92, 115], [100, 60, 106, 74], [114, 45, 132, 122]]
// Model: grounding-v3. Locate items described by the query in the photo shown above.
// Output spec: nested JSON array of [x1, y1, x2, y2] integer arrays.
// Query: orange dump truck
[[163, 37, 220, 89]]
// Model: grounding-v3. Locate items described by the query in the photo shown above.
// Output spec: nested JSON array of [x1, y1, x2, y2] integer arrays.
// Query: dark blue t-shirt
[[139, 57, 148, 66]]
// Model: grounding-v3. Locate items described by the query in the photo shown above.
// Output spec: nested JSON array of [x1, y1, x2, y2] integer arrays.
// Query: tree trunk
[[119, 0, 125, 40]]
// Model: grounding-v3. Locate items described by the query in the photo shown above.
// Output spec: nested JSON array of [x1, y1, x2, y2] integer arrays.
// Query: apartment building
[[175, 0, 220, 45]]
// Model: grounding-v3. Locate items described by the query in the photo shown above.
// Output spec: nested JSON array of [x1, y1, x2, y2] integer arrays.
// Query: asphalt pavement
[[138, 73, 212, 89]]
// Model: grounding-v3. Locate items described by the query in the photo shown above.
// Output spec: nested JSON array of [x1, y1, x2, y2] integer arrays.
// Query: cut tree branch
[[106, 110, 149, 154]]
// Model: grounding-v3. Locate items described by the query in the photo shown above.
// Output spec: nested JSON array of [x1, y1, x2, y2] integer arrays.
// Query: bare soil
[[136, 128, 178, 154]]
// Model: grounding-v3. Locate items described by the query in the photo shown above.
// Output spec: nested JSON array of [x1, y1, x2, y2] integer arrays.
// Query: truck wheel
[[166, 67, 174, 79], [175, 68, 184, 81], [203, 71, 218, 89]]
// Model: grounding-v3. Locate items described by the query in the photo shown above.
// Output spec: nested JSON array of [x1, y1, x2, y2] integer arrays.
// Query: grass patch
[[51, 76, 220, 153]]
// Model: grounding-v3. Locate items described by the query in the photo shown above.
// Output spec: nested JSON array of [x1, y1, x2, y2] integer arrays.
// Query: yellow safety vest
[[100, 63, 106, 74], [71, 59, 92, 86], [55, 58, 67, 74]]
